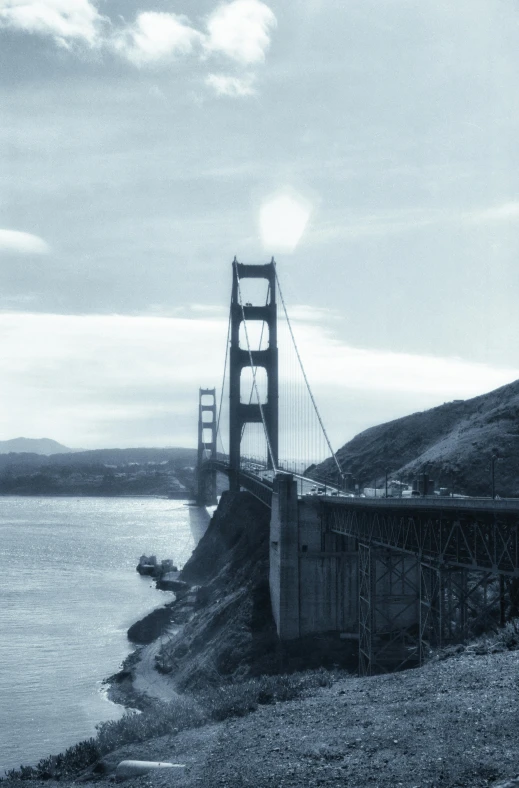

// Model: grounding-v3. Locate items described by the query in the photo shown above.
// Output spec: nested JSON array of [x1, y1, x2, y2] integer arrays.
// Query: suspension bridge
[[196, 258, 519, 675]]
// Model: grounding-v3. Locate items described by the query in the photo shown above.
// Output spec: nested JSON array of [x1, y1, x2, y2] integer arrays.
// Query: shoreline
[[104, 572, 200, 711]]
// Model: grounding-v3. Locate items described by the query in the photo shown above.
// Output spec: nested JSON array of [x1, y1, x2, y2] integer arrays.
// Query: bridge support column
[[229, 260, 278, 491], [419, 562, 443, 658], [269, 474, 300, 640], [196, 388, 217, 506]]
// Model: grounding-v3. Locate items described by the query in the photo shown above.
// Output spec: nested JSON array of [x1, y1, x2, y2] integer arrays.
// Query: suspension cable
[[234, 260, 277, 472], [215, 300, 232, 458], [274, 262, 342, 480]]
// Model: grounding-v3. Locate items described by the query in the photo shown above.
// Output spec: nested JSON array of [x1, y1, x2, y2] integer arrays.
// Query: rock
[[156, 575, 190, 593], [115, 760, 186, 782]]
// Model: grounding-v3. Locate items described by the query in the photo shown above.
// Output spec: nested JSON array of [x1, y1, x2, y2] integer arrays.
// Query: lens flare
[[259, 191, 312, 252]]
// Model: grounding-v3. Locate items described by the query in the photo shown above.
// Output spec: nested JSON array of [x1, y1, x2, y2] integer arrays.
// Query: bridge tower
[[196, 387, 217, 505], [229, 259, 278, 491]]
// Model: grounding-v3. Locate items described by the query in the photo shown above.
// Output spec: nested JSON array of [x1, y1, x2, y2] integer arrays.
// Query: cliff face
[[315, 379, 519, 497], [160, 491, 280, 691]]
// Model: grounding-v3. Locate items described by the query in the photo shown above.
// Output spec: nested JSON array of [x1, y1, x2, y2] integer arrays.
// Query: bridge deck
[[208, 460, 519, 574]]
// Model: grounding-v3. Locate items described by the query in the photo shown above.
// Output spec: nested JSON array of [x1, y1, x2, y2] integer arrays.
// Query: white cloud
[[0, 310, 516, 450], [283, 319, 519, 398], [0, 229, 50, 255], [0, 0, 105, 47], [468, 202, 519, 223], [0, 0, 277, 94], [113, 11, 202, 66], [205, 0, 276, 64], [205, 72, 256, 96]]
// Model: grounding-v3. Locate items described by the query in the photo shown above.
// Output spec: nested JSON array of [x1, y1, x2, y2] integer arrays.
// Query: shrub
[[3, 669, 343, 781], [198, 668, 341, 722]]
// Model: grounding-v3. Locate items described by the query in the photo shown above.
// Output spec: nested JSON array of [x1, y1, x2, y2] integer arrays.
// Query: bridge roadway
[[209, 460, 519, 576]]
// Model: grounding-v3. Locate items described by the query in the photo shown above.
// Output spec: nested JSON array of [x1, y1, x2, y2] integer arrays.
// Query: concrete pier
[[269, 474, 358, 642]]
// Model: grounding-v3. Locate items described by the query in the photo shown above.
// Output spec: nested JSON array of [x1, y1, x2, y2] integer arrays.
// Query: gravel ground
[[8, 647, 518, 788]]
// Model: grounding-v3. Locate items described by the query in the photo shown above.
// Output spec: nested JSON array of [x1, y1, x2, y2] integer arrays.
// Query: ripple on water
[[0, 496, 210, 774]]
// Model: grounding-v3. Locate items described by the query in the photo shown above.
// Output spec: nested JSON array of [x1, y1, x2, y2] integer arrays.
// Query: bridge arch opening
[[202, 427, 214, 445], [237, 278, 271, 307], [240, 422, 269, 469], [239, 320, 269, 351], [240, 366, 268, 404], [202, 410, 213, 423]]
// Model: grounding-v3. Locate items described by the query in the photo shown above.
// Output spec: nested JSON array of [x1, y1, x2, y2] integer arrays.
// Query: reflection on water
[[0, 496, 208, 774], [188, 504, 213, 544]]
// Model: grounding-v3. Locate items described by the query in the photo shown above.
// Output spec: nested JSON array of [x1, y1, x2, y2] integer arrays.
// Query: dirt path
[[132, 626, 181, 702]]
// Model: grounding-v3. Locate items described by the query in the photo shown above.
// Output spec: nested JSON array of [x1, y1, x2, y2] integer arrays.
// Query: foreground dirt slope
[[315, 378, 519, 496], [12, 647, 518, 788]]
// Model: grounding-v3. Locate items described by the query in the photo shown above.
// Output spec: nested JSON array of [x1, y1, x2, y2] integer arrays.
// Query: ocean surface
[[0, 495, 210, 775]]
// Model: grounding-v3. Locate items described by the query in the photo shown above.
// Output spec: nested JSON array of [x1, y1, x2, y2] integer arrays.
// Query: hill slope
[[0, 437, 72, 455], [316, 379, 519, 497]]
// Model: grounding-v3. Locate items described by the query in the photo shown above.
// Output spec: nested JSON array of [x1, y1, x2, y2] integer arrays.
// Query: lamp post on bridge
[[491, 453, 499, 500]]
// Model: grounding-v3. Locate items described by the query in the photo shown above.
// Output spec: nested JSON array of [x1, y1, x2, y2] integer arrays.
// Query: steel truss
[[323, 500, 519, 575], [325, 501, 516, 674], [358, 550, 503, 675], [359, 544, 421, 675]]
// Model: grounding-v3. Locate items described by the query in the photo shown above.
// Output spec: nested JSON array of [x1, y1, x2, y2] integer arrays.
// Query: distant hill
[[0, 438, 73, 455], [315, 379, 519, 498], [0, 446, 197, 497]]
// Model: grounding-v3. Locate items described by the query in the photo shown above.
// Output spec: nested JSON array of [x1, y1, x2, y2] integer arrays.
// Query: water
[[0, 496, 210, 775]]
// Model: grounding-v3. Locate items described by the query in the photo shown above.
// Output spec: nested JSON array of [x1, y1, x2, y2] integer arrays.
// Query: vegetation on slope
[[316, 378, 519, 497]]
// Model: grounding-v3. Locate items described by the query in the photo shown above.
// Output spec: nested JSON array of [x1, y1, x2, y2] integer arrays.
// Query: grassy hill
[[315, 379, 519, 497]]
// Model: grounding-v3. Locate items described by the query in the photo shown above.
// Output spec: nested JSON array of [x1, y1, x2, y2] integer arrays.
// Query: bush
[[199, 668, 341, 722], [95, 695, 206, 753], [2, 669, 343, 781], [3, 697, 205, 782], [3, 739, 101, 782]]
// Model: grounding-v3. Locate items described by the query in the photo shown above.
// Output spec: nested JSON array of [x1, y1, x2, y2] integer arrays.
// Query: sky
[[1, 0, 519, 451]]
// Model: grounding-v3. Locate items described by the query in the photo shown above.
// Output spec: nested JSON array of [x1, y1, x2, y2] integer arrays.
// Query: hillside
[[0, 438, 73, 455], [315, 379, 519, 497]]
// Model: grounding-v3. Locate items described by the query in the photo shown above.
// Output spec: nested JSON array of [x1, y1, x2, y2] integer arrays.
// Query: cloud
[[0, 0, 105, 48], [0, 229, 50, 255], [283, 318, 519, 398], [468, 202, 519, 223], [205, 72, 256, 97], [204, 0, 276, 64], [113, 11, 202, 66], [0, 310, 517, 450], [0, 0, 277, 96]]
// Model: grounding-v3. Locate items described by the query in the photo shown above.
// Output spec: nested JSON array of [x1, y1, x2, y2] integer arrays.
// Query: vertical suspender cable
[[274, 263, 342, 480]]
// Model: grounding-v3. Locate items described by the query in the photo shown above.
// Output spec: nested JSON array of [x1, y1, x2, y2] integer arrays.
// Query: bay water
[[0, 495, 210, 775]]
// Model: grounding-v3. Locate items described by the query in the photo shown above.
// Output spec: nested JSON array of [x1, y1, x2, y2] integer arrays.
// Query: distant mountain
[[315, 379, 519, 498], [0, 438, 73, 456]]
